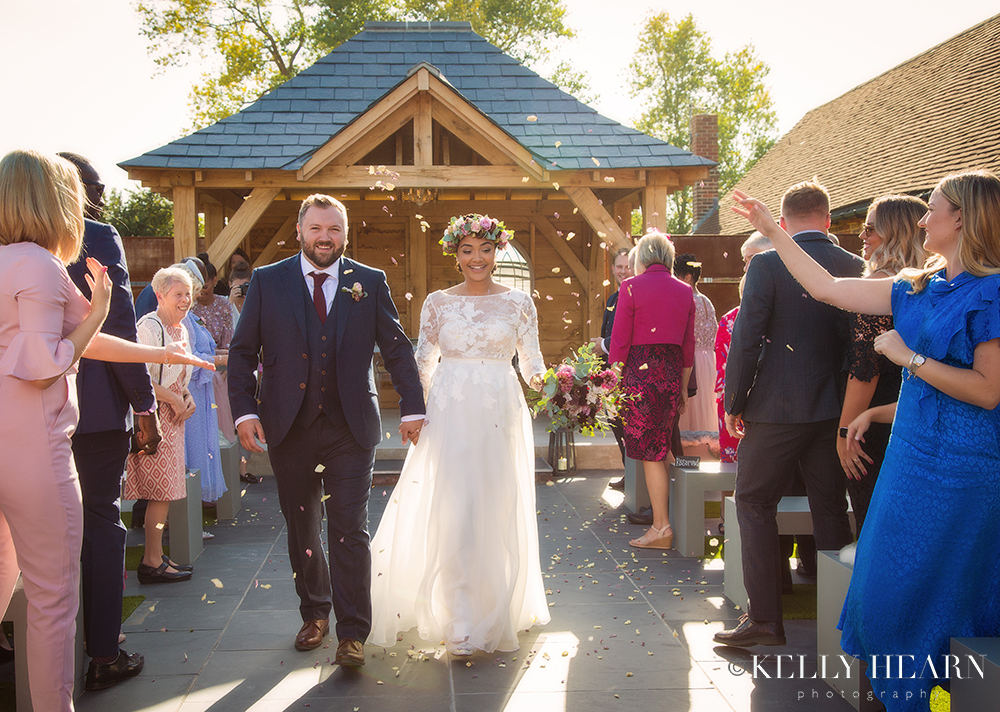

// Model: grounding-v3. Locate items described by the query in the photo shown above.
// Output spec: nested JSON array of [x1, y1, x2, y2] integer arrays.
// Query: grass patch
[[122, 595, 145, 623], [781, 583, 816, 620], [705, 500, 722, 519]]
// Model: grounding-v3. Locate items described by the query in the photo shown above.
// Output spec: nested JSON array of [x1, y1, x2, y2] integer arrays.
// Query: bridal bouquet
[[530, 343, 626, 436]]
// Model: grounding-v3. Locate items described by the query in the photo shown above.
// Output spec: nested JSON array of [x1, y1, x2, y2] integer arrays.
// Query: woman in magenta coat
[[610, 232, 695, 550]]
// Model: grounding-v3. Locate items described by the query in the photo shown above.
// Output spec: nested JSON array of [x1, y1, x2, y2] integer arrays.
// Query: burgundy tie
[[310, 272, 328, 324]]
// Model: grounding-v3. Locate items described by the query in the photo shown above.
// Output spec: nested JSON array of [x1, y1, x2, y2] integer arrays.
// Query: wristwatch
[[838, 427, 849, 439], [908, 352, 926, 376]]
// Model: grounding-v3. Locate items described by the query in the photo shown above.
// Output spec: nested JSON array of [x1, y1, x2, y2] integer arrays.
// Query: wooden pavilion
[[121, 21, 713, 364]]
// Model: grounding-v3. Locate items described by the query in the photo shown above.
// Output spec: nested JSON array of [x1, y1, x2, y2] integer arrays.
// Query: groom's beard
[[303, 241, 346, 269]]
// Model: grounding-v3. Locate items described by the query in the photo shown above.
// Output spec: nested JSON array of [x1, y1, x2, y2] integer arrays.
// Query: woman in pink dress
[[126, 266, 201, 584], [0, 150, 210, 711]]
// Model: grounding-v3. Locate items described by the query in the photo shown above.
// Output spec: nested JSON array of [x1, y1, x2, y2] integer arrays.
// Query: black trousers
[[735, 419, 853, 623], [72, 429, 130, 659], [270, 409, 375, 642]]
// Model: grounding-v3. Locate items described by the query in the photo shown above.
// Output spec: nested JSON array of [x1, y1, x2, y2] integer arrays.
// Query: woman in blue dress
[[183, 311, 227, 505], [732, 170, 1000, 711]]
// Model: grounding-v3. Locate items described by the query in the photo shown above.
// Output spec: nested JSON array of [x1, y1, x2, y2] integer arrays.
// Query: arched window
[[494, 241, 532, 293]]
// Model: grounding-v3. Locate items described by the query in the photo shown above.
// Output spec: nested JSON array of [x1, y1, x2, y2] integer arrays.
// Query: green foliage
[[102, 188, 174, 237], [548, 60, 598, 106], [628, 12, 777, 234], [137, 0, 575, 128]]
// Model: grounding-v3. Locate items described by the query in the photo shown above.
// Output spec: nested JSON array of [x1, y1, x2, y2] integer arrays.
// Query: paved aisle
[[76, 471, 852, 712]]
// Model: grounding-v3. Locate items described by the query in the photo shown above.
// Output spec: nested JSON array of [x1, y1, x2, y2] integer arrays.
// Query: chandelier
[[401, 187, 438, 207]]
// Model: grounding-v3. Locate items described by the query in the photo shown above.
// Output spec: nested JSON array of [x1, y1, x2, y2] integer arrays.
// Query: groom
[[229, 194, 424, 666]]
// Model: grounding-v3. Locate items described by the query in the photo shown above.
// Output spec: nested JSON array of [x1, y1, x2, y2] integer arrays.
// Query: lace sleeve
[[847, 312, 895, 382], [515, 292, 546, 384], [414, 293, 441, 399]]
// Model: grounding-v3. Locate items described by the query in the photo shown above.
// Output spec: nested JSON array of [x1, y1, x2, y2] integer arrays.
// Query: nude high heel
[[630, 524, 673, 550]]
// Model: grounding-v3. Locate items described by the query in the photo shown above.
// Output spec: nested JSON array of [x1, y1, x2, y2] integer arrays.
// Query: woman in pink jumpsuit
[[0, 150, 211, 711]]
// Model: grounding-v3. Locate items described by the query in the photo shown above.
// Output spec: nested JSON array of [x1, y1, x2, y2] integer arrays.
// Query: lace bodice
[[693, 292, 718, 350], [414, 289, 545, 397]]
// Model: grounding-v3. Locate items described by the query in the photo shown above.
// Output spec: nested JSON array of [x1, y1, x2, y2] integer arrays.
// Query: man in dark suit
[[229, 194, 424, 666], [58, 153, 158, 689], [594, 247, 632, 486], [715, 180, 862, 647]]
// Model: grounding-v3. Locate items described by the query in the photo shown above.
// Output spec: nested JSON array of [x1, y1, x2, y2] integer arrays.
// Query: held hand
[[180, 392, 196, 421], [136, 413, 162, 456], [725, 412, 745, 440], [846, 411, 876, 467], [731, 190, 781, 237], [399, 419, 424, 446], [528, 373, 545, 392], [837, 431, 868, 479], [83, 257, 112, 319], [872, 329, 913, 367], [163, 342, 216, 370], [237, 419, 266, 453]]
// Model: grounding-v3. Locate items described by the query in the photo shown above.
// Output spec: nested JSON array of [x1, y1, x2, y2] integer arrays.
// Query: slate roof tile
[[121, 21, 712, 173], [719, 13, 1000, 233]]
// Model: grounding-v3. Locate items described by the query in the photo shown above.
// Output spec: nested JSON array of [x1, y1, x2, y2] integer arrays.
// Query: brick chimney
[[690, 113, 720, 234]]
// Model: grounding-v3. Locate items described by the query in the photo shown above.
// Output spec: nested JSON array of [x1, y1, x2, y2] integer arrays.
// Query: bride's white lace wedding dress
[[369, 288, 551, 652]]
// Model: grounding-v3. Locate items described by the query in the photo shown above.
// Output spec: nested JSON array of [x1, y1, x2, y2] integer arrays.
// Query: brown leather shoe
[[334, 638, 365, 667], [713, 614, 786, 647], [294, 619, 330, 651]]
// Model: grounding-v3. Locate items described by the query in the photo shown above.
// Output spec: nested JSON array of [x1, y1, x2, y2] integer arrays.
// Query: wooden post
[[204, 201, 225, 248], [172, 185, 197, 261], [643, 186, 668, 233], [414, 91, 433, 166], [408, 214, 428, 334]]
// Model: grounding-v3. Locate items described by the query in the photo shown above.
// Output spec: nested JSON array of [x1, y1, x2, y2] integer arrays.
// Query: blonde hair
[[0, 150, 84, 264], [865, 195, 928, 277], [899, 170, 1000, 292], [298, 194, 348, 228], [636, 231, 675, 271]]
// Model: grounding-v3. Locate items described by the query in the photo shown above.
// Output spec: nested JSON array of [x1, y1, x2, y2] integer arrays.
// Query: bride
[[369, 214, 550, 656]]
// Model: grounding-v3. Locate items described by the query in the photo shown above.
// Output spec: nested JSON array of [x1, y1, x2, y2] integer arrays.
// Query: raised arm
[[732, 190, 893, 315]]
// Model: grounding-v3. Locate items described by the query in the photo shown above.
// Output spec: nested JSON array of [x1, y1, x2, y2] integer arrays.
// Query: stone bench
[[215, 437, 242, 521], [950, 638, 1000, 711], [816, 550, 881, 711], [1, 575, 85, 710], [166, 467, 203, 566], [723, 495, 855, 611], [669, 462, 736, 557], [623, 456, 650, 514]]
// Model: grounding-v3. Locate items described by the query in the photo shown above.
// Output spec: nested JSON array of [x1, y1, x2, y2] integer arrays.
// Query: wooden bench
[[669, 462, 736, 557], [166, 467, 203, 566], [215, 437, 242, 521], [950, 638, 1000, 711], [816, 550, 881, 711], [1, 576, 85, 710], [723, 495, 855, 611]]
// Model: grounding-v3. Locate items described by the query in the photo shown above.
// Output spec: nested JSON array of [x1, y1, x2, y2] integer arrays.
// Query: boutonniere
[[341, 282, 367, 302]]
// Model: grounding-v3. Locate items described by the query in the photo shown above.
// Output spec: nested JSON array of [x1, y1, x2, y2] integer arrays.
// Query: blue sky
[[2, 0, 995, 190]]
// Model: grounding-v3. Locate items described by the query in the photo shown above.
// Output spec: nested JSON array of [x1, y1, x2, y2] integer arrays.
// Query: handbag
[[130, 314, 168, 454]]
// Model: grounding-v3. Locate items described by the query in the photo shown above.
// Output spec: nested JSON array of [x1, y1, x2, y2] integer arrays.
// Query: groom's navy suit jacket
[[228, 253, 423, 450]]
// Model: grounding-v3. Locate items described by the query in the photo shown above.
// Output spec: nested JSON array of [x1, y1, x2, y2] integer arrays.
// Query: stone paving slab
[[74, 470, 855, 712]]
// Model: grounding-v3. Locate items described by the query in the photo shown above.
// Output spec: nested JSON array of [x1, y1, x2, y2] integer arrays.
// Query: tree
[[628, 12, 777, 234], [102, 188, 175, 237], [137, 0, 575, 129]]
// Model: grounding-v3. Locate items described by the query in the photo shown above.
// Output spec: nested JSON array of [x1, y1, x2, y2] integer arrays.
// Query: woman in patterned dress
[[674, 253, 718, 443], [125, 266, 200, 584], [609, 232, 696, 550], [836, 195, 927, 534]]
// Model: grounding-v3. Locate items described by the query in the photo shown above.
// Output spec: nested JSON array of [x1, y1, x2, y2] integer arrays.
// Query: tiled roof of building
[[719, 13, 1000, 233], [122, 21, 712, 173]]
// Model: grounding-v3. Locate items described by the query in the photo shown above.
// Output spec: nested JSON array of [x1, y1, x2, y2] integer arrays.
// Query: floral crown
[[439, 213, 512, 256]]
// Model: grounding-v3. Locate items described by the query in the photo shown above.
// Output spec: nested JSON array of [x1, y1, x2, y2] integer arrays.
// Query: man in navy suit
[[715, 181, 862, 647], [229, 194, 424, 666], [59, 153, 158, 689]]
